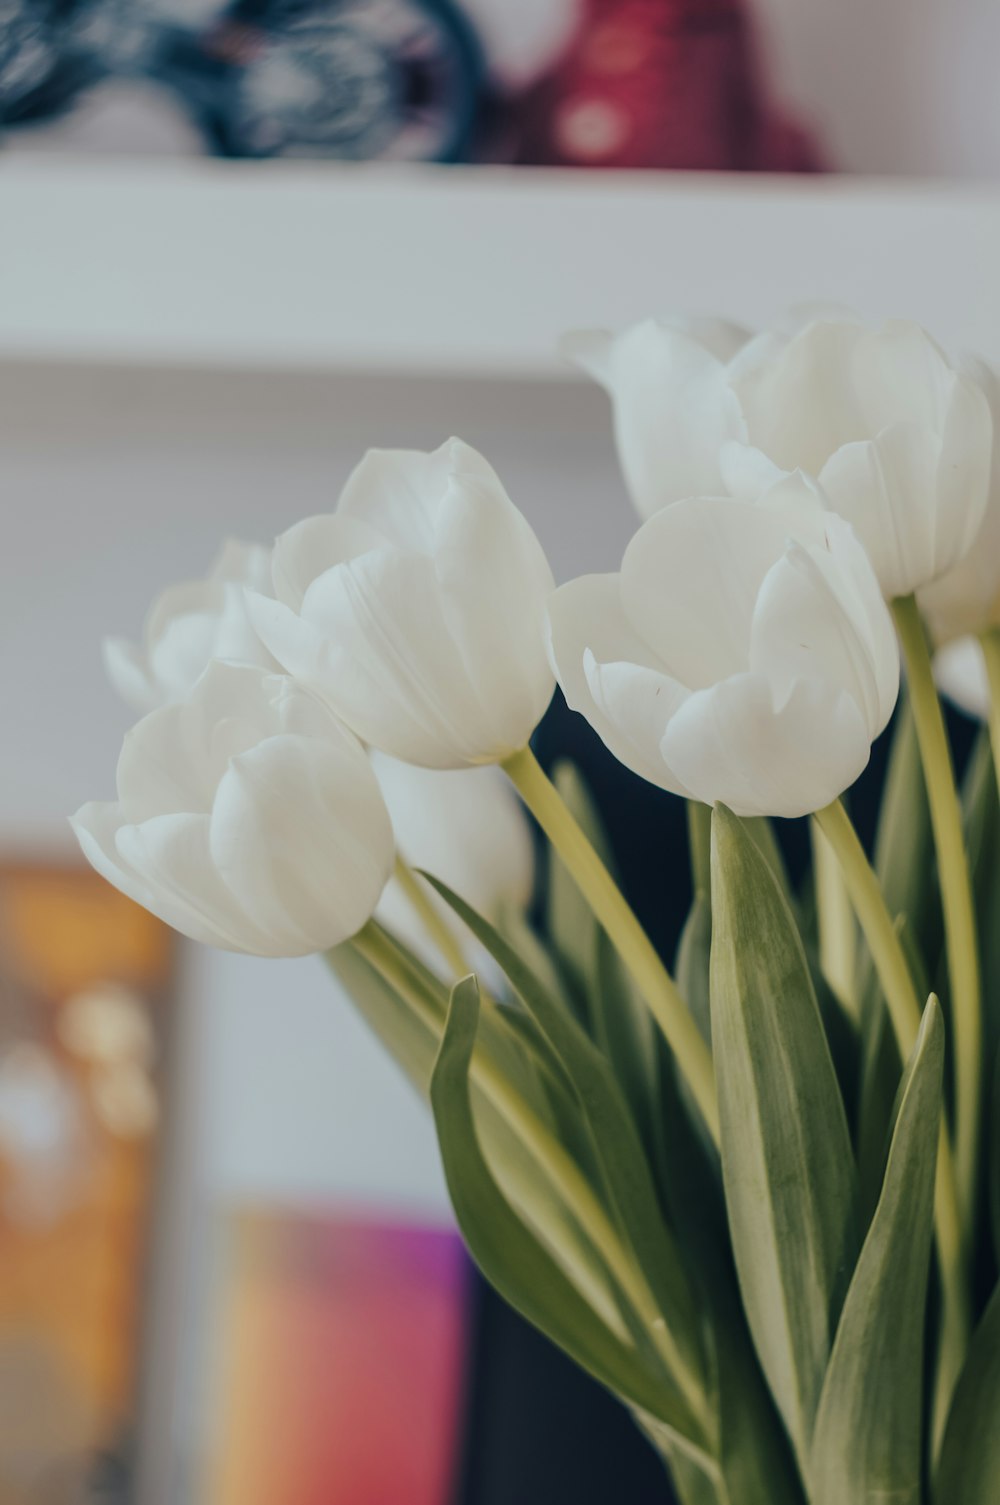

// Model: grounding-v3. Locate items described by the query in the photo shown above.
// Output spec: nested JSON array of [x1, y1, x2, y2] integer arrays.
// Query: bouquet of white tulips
[[74, 309, 1000, 1504]]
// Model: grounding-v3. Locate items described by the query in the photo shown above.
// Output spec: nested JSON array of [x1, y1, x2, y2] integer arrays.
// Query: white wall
[[757, 0, 1000, 177]]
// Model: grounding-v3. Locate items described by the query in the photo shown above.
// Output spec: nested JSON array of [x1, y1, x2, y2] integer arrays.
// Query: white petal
[[596, 320, 746, 519], [818, 432, 937, 599], [210, 732, 393, 953], [267, 442, 556, 765], [852, 320, 956, 434], [102, 636, 158, 714], [372, 753, 534, 917], [666, 315, 751, 361], [934, 637, 990, 721], [337, 438, 500, 550], [114, 812, 266, 952], [546, 574, 691, 793], [661, 673, 872, 817], [734, 318, 868, 473], [559, 328, 614, 384], [71, 801, 160, 916], [270, 514, 382, 611], [209, 538, 274, 592], [72, 801, 255, 951], [585, 655, 692, 795], [930, 370, 993, 579], [718, 442, 788, 501], [620, 497, 804, 687], [920, 360, 1000, 642], [750, 525, 899, 740]]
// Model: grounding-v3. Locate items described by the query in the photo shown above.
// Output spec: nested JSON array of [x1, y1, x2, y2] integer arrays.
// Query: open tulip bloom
[[73, 321, 1000, 1504]]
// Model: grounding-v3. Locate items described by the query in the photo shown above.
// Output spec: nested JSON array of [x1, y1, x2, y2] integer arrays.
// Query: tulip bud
[[372, 752, 535, 968], [71, 663, 394, 956], [568, 310, 993, 600], [547, 475, 900, 818], [246, 438, 556, 769], [103, 538, 280, 714]]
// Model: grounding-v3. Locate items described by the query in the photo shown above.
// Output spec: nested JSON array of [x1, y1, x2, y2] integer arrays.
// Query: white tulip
[[372, 752, 534, 967], [563, 316, 752, 519], [935, 637, 990, 721], [246, 438, 556, 769], [71, 662, 394, 956], [920, 360, 1000, 647], [567, 311, 993, 600], [547, 475, 899, 818], [104, 538, 280, 713]]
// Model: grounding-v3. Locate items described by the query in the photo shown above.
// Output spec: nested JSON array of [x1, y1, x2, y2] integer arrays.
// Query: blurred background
[[2, 2, 1000, 1502]]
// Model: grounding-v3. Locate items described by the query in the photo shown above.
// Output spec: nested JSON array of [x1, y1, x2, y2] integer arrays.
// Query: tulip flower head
[[568, 310, 993, 600], [920, 360, 1000, 654], [547, 475, 900, 818], [246, 439, 557, 769], [71, 663, 394, 956], [104, 538, 280, 714]]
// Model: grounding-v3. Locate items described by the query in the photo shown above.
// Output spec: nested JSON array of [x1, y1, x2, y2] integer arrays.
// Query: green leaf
[[425, 873, 712, 1442], [592, 926, 661, 1144], [990, 1050, 1000, 1265], [430, 975, 697, 1430], [810, 996, 944, 1505], [935, 1280, 1000, 1504], [545, 761, 608, 1018], [857, 702, 935, 1205], [327, 941, 439, 1093], [709, 805, 859, 1475], [874, 697, 934, 929], [676, 889, 712, 1046], [964, 729, 1000, 1070]]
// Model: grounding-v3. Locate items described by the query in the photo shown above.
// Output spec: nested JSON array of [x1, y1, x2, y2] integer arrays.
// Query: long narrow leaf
[[430, 976, 698, 1430], [710, 805, 859, 1474], [425, 873, 711, 1439], [935, 1280, 1000, 1503], [810, 997, 944, 1505]]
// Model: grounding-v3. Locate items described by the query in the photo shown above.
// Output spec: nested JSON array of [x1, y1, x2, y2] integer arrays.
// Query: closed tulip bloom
[[567, 311, 992, 600], [372, 752, 534, 966], [246, 439, 556, 769], [104, 539, 280, 714], [547, 476, 899, 818], [920, 360, 1000, 648], [71, 663, 394, 956]]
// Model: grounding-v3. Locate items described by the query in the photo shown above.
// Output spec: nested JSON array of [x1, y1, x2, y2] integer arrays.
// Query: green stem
[[893, 595, 981, 1236], [811, 819, 858, 1023], [348, 920, 708, 1420], [686, 800, 712, 899], [393, 855, 469, 977], [979, 627, 1000, 805], [503, 747, 720, 1147], [813, 799, 969, 1447]]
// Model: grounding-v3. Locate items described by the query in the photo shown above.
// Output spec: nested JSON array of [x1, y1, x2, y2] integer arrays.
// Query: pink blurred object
[[506, 0, 823, 171]]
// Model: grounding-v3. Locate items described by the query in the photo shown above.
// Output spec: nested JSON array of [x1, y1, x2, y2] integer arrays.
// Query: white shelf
[[4, 158, 1000, 376]]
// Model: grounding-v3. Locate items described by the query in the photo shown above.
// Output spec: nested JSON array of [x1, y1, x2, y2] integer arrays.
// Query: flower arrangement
[[74, 308, 1000, 1503]]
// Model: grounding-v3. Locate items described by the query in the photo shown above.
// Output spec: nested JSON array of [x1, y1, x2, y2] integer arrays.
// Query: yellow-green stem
[[813, 799, 969, 1447], [348, 919, 708, 1420], [979, 627, 1000, 805], [686, 800, 712, 899], [811, 819, 859, 1023], [393, 855, 469, 977], [503, 747, 719, 1146], [893, 595, 981, 1237]]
